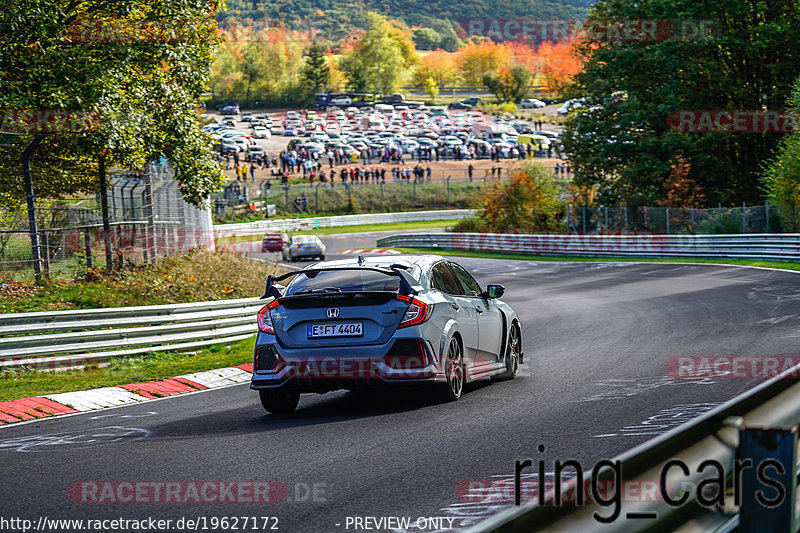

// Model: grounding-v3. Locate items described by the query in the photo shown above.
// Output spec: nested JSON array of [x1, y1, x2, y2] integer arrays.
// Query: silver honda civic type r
[[251, 255, 523, 414]]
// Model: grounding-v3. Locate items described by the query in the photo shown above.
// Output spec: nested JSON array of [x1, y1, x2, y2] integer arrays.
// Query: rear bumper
[[289, 250, 324, 258], [251, 338, 443, 393]]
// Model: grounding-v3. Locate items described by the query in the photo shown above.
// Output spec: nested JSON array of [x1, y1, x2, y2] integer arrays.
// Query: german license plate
[[307, 323, 363, 338]]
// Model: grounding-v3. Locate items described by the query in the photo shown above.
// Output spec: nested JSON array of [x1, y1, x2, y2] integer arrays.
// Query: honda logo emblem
[[327, 308, 340, 318]]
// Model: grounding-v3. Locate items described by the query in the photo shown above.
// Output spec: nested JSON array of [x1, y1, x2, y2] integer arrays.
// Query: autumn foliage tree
[[1, 0, 225, 208], [454, 162, 566, 233], [455, 40, 513, 86], [658, 157, 706, 208], [339, 13, 418, 94], [411, 49, 458, 88], [537, 38, 582, 95], [210, 26, 308, 105]]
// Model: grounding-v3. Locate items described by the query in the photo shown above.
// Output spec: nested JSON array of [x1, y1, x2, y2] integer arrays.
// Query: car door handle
[[475, 306, 484, 313], [451, 303, 460, 311]]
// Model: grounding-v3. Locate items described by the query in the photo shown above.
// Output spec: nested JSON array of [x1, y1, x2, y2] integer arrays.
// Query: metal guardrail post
[[739, 426, 798, 532], [766, 204, 770, 233], [84, 230, 93, 270], [666, 208, 670, 234], [446, 176, 451, 205], [23, 135, 45, 284], [742, 202, 747, 233]]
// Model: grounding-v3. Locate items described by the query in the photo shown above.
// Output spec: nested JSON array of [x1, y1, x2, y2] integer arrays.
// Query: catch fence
[[0, 160, 213, 281]]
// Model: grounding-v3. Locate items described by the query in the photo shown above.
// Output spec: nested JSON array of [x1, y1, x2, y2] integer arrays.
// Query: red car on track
[[262, 233, 289, 253]]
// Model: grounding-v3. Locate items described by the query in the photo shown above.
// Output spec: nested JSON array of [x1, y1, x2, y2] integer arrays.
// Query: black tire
[[319, 255, 325, 261], [493, 323, 521, 381], [259, 389, 300, 414], [437, 337, 464, 402]]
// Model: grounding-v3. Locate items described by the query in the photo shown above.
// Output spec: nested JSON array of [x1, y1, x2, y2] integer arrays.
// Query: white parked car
[[331, 96, 353, 106], [252, 126, 271, 139], [520, 99, 546, 109], [220, 138, 243, 152], [246, 145, 265, 161]]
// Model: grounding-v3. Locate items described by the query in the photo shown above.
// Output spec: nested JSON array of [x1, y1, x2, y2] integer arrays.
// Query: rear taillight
[[396, 295, 430, 328], [257, 300, 280, 334]]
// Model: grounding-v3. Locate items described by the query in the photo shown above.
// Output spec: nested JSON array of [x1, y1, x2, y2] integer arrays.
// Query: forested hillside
[[219, 0, 593, 41]]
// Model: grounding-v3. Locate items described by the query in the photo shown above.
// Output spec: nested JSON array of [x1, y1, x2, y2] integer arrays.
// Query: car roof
[[305, 254, 446, 271], [292, 234, 322, 242]]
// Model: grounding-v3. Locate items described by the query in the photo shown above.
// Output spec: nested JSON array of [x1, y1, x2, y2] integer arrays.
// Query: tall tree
[[241, 41, 269, 103], [302, 43, 331, 93], [537, 38, 582, 96], [339, 13, 418, 94], [762, 77, 800, 231], [411, 50, 458, 88], [455, 40, 513, 86], [0, 0, 225, 208], [484, 66, 533, 103], [209, 27, 308, 106], [562, 0, 800, 207], [412, 27, 443, 51]]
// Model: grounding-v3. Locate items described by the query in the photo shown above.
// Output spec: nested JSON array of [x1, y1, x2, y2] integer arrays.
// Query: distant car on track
[[281, 235, 326, 262], [251, 255, 523, 413], [262, 233, 289, 253]]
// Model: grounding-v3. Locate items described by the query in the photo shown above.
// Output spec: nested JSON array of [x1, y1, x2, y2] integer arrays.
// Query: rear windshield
[[286, 270, 399, 295]]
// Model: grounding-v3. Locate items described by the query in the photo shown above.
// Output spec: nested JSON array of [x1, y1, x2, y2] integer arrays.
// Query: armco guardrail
[[214, 210, 474, 238], [466, 367, 800, 532], [375, 232, 800, 261], [0, 297, 265, 370]]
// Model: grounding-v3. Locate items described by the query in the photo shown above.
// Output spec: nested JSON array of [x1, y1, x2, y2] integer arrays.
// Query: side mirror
[[485, 284, 505, 299]]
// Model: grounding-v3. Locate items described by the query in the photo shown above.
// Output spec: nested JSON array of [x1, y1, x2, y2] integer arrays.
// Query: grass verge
[[395, 247, 800, 271], [217, 220, 455, 245], [0, 336, 256, 402]]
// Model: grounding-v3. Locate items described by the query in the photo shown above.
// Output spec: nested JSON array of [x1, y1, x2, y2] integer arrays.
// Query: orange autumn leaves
[[412, 39, 582, 94]]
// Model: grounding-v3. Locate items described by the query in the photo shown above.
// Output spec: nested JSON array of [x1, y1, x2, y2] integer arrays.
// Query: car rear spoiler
[[261, 266, 423, 299]]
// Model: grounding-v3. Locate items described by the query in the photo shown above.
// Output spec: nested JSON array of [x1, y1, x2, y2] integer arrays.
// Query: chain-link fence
[[566, 205, 781, 234], [1, 161, 214, 282], [0, 199, 103, 279], [212, 175, 508, 219]]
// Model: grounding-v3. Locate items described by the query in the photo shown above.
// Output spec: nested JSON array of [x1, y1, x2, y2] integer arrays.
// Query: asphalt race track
[[3, 244, 800, 532]]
